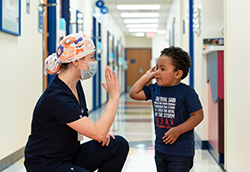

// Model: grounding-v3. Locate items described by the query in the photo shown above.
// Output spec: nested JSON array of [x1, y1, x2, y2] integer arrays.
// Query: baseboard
[[0, 147, 24, 171], [207, 142, 224, 165], [194, 132, 209, 149], [194, 132, 225, 169]]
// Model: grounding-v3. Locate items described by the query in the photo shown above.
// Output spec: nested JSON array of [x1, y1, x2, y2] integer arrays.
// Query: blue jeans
[[155, 150, 193, 172]]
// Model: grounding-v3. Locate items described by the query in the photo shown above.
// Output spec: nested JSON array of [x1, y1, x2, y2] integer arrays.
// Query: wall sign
[[193, 6, 201, 36], [38, 5, 43, 33], [0, 0, 21, 36], [26, 0, 30, 14]]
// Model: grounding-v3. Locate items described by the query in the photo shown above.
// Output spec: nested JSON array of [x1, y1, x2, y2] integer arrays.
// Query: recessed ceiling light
[[131, 33, 145, 37], [126, 24, 158, 28], [123, 19, 159, 23], [128, 29, 158, 32], [121, 13, 160, 18], [157, 30, 167, 34], [117, 4, 160, 10]]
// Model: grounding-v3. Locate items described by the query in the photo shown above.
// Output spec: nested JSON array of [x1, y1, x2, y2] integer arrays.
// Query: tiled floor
[[3, 94, 224, 172]]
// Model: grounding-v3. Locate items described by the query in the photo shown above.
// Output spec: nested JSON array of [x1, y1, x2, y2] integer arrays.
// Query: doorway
[[126, 48, 152, 91]]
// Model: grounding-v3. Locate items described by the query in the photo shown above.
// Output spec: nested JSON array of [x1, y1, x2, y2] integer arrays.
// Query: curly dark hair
[[160, 46, 191, 80]]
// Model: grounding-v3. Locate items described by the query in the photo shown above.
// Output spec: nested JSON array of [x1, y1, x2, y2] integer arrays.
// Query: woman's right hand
[[101, 66, 121, 98]]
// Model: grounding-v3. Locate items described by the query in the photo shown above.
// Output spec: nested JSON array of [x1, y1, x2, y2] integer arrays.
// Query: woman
[[24, 33, 129, 172]]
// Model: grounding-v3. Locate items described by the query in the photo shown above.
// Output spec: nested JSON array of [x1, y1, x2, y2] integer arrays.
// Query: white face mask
[[78, 61, 98, 80]]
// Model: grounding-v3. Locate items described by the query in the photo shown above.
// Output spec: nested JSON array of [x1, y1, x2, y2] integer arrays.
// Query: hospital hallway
[[3, 93, 224, 172]]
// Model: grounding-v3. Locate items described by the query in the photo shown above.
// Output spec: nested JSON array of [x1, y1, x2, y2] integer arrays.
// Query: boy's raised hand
[[145, 66, 157, 79]]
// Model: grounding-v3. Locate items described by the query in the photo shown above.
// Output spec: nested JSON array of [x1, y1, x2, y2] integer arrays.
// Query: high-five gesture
[[101, 66, 121, 98]]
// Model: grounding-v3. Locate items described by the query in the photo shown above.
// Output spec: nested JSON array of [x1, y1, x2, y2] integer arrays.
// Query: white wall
[[224, 0, 250, 171], [179, 0, 190, 85], [151, 34, 169, 66], [192, 0, 224, 141], [166, 0, 181, 47], [167, 0, 190, 85], [0, 0, 127, 162], [167, 0, 224, 142], [0, 1, 43, 159], [100, 12, 127, 104], [180, 0, 189, 59], [125, 36, 152, 48], [70, 0, 94, 110]]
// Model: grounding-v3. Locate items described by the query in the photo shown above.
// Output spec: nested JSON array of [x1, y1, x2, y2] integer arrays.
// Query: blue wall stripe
[[62, 0, 70, 35], [189, 0, 194, 87], [47, 0, 57, 84], [125, 49, 127, 93], [92, 16, 97, 110], [106, 31, 109, 102], [98, 22, 102, 108]]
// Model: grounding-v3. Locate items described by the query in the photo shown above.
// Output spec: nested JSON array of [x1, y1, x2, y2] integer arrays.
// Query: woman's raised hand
[[101, 66, 121, 98]]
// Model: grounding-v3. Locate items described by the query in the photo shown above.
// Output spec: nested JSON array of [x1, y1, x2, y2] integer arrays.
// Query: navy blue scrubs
[[24, 75, 129, 172]]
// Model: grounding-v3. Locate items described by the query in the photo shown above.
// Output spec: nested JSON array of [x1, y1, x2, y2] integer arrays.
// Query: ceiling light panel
[[126, 24, 158, 28], [123, 19, 159, 23], [157, 30, 167, 34], [128, 29, 158, 32], [131, 33, 145, 37], [117, 4, 160, 10], [121, 13, 160, 18]]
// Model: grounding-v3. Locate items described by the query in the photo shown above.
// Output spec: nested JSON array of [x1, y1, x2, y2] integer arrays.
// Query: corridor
[[3, 94, 224, 172]]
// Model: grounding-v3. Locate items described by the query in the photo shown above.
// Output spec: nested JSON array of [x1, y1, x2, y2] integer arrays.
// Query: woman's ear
[[71, 60, 79, 67], [175, 70, 183, 79]]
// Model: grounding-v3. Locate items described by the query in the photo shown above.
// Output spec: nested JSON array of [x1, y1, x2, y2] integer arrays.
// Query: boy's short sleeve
[[143, 85, 152, 100], [49, 92, 86, 125], [185, 88, 203, 114]]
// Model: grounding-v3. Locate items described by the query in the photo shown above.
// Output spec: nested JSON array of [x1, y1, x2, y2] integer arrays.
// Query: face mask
[[78, 61, 98, 80]]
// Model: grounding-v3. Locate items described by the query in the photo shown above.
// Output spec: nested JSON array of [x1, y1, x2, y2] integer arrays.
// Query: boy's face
[[155, 55, 181, 87]]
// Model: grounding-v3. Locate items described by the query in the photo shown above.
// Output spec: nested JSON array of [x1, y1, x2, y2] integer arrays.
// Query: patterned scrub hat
[[44, 33, 95, 75]]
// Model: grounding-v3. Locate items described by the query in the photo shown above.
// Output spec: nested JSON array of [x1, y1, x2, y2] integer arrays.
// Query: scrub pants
[[54, 135, 129, 172], [25, 136, 129, 172]]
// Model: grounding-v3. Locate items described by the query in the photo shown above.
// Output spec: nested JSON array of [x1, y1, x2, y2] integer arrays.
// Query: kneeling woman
[[24, 33, 129, 172]]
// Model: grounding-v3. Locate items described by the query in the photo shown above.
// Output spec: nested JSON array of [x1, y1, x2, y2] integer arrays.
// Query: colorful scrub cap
[[44, 33, 95, 75]]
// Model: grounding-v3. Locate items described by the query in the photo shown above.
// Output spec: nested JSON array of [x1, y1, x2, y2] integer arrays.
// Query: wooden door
[[126, 48, 151, 90]]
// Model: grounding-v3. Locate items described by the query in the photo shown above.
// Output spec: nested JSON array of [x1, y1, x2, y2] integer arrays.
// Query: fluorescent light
[[131, 33, 145, 37], [126, 24, 158, 28], [121, 13, 159, 18], [117, 4, 160, 10], [124, 19, 159, 23], [157, 30, 167, 34], [128, 29, 158, 32]]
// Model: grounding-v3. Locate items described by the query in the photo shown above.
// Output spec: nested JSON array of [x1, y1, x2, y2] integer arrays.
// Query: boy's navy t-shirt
[[143, 83, 202, 157], [25, 75, 88, 171]]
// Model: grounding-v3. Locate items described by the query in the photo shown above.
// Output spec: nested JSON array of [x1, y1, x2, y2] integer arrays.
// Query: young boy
[[129, 46, 204, 172]]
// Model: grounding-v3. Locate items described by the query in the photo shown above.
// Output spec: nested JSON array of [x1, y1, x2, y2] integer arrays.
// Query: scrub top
[[25, 75, 88, 171]]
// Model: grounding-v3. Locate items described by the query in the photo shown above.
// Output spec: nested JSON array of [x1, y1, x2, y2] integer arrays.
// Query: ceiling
[[103, 0, 173, 36]]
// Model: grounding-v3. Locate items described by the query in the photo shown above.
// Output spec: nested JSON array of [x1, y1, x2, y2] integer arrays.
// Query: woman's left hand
[[99, 133, 115, 146]]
